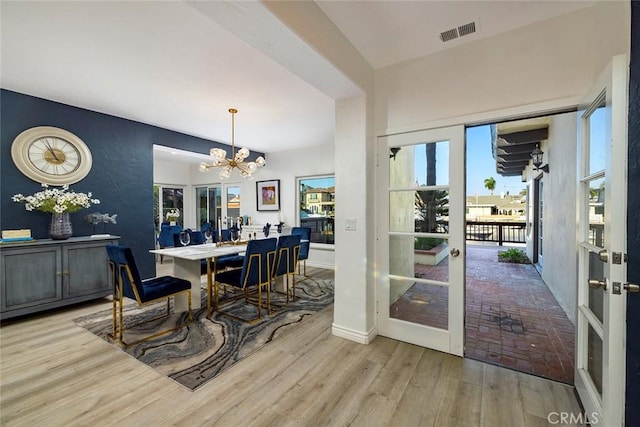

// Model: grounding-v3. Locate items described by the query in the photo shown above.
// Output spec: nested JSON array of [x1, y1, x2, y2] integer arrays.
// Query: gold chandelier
[[200, 108, 265, 179]]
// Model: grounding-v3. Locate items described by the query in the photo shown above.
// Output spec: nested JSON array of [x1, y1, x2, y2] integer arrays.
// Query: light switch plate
[[345, 218, 356, 231]]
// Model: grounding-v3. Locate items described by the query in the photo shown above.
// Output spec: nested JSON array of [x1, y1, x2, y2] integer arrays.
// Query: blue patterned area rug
[[73, 277, 333, 391]]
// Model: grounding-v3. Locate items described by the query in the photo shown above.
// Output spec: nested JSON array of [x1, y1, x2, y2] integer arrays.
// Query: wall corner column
[[332, 94, 377, 344]]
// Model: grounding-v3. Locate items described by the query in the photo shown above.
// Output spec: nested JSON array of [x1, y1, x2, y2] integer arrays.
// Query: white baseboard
[[306, 260, 334, 270], [331, 323, 377, 345]]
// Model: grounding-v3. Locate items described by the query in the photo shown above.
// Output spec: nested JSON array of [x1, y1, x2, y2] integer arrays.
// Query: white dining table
[[150, 243, 246, 312]]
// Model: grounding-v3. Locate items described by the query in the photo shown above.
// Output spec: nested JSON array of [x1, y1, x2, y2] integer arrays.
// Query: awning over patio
[[491, 117, 550, 177]]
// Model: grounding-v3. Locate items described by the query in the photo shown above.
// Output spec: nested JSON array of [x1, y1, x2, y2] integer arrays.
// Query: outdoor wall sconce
[[389, 147, 401, 160], [531, 143, 549, 173]]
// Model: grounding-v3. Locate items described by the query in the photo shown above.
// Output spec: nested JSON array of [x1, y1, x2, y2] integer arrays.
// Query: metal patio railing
[[465, 220, 526, 245]]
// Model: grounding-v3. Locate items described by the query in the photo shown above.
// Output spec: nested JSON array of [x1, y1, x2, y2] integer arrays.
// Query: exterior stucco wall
[[522, 112, 578, 323]]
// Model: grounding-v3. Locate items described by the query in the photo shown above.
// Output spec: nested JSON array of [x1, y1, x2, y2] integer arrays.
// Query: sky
[[409, 124, 526, 196], [466, 125, 526, 196], [301, 176, 335, 189]]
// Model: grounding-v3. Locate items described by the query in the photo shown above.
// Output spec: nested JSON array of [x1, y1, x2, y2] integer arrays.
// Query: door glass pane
[[588, 251, 605, 323], [589, 101, 607, 175], [209, 186, 221, 228], [226, 186, 240, 220], [538, 180, 543, 259], [196, 186, 221, 229], [196, 187, 208, 228], [588, 177, 605, 247], [390, 190, 449, 233], [390, 278, 448, 329], [588, 324, 603, 396], [161, 187, 183, 223], [212, 187, 221, 227], [390, 235, 449, 282], [390, 141, 449, 187]]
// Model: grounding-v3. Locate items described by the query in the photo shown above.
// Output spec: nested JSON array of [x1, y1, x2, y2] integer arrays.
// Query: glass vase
[[50, 212, 73, 240]]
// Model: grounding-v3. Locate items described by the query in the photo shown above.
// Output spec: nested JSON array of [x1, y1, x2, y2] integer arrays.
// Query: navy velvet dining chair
[[211, 238, 277, 323], [211, 229, 244, 270], [105, 244, 193, 346], [291, 227, 311, 277], [169, 230, 240, 277], [172, 229, 207, 247], [272, 234, 301, 303], [157, 223, 182, 263]]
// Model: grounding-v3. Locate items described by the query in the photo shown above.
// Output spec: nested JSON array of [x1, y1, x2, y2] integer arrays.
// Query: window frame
[[297, 174, 335, 247]]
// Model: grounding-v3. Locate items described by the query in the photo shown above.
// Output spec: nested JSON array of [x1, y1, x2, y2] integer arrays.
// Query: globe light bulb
[[237, 147, 250, 161], [219, 167, 231, 180]]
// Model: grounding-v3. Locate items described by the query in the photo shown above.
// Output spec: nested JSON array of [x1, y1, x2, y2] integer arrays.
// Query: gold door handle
[[450, 248, 460, 257], [588, 279, 607, 290], [625, 283, 640, 293], [598, 249, 608, 262]]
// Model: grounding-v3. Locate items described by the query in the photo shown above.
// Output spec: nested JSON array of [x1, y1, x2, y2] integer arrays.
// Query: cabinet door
[[63, 242, 111, 298], [1, 246, 63, 312]]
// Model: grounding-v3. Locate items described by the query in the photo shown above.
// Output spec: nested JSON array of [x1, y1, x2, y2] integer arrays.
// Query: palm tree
[[484, 177, 496, 195]]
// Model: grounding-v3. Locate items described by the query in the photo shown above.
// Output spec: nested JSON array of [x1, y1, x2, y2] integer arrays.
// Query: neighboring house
[[465, 194, 526, 219], [304, 186, 335, 216]]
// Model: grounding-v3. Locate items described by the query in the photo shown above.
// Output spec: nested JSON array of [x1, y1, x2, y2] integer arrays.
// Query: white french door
[[535, 177, 544, 269], [575, 55, 628, 426], [377, 125, 465, 356]]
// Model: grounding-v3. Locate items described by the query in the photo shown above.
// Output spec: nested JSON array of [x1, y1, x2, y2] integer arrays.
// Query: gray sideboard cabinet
[[1, 235, 119, 320]]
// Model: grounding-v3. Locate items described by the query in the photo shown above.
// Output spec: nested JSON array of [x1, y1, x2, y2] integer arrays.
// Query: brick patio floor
[[390, 244, 575, 384]]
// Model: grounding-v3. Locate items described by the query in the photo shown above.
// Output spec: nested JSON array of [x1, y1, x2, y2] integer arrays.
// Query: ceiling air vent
[[440, 21, 477, 43], [439, 28, 458, 42], [458, 21, 476, 37]]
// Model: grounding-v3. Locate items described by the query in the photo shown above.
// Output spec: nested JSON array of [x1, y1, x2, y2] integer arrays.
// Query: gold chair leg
[[214, 281, 220, 314], [118, 294, 124, 344], [117, 290, 193, 347], [297, 260, 309, 278], [291, 272, 296, 301], [112, 295, 117, 340], [257, 286, 262, 319], [266, 284, 272, 314], [207, 282, 212, 319], [207, 257, 214, 319], [285, 274, 289, 304]]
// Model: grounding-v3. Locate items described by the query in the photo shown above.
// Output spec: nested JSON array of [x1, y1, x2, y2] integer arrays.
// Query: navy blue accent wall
[[627, 2, 640, 423], [1, 89, 264, 279]]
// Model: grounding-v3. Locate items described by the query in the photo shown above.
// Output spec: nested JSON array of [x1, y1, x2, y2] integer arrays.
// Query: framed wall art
[[256, 179, 280, 211]]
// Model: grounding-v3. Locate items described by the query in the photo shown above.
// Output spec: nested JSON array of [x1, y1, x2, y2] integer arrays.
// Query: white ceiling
[[1, 1, 594, 164], [316, 1, 594, 69]]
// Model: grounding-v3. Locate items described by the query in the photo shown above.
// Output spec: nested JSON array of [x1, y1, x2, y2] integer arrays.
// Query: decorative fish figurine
[[85, 212, 118, 225]]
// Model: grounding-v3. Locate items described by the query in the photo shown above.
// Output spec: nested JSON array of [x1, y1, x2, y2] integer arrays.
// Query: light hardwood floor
[[1, 266, 584, 426]]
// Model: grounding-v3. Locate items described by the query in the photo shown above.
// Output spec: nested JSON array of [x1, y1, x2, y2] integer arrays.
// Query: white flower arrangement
[[12, 184, 100, 214], [166, 209, 180, 220]]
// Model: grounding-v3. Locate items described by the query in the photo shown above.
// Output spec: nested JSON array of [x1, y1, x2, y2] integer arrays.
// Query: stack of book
[[1, 229, 33, 242]]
